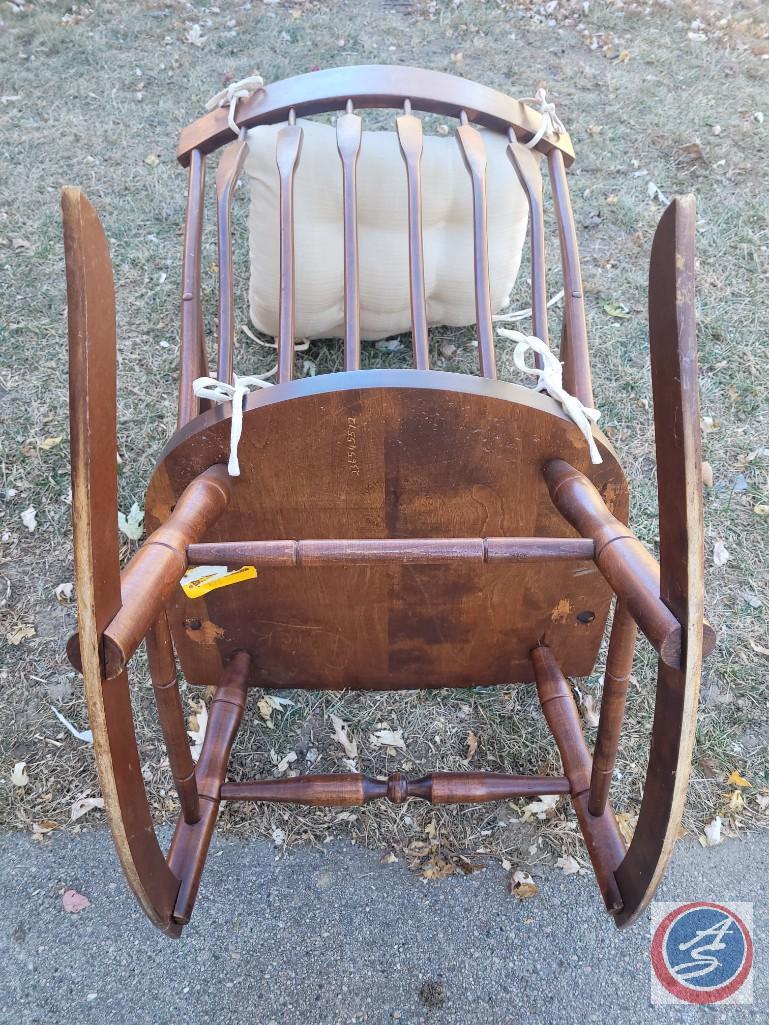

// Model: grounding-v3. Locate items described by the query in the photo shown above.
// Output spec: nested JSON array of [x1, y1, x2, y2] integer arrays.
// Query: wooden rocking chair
[[62, 65, 714, 936]]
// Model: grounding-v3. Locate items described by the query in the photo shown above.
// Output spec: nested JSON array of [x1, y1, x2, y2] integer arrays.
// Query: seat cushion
[[245, 118, 538, 340]]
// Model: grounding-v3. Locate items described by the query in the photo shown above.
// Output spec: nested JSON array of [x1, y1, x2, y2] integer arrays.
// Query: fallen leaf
[[465, 731, 478, 760], [713, 541, 731, 567], [70, 796, 105, 821], [728, 790, 744, 814], [330, 714, 358, 761], [6, 624, 35, 645], [754, 504, 769, 517], [380, 851, 398, 864], [62, 889, 91, 913], [521, 794, 559, 821], [256, 697, 274, 724], [185, 23, 206, 46], [508, 869, 539, 900], [556, 855, 584, 875], [647, 181, 669, 204], [11, 237, 31, 250], [39, 436, 62, 450], [187, 699, 208, 762], [616, 811, 638, 844], [55, 582, 74, 602], [370, 728, 407, 751], [582, 694, 600, 728], [701, 461, 714, 487], [601, 301, 630, 319], [757, 795, 769, 813], [276, 750, 297, 774], [32, 820, 58, 836], [678, 141, 707, 164], [118, 502, 143, 540], [21, 506, 37, 532], [700, 816, 723, 847], [11, 761, 29, 787], [144, 153, 160, 166], [727, 770, 751, 788], [749, 640, 769, 657]]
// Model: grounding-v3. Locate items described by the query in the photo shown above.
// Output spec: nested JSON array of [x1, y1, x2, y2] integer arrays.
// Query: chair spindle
[[336, 99, 363, 370], [507, 129, 548, 362], [178, 148, 207, 427], [456, 112, 496, 380], [276, 109, 303, 383], [396, 100, 430, 370], [215, 138, 249, 383]]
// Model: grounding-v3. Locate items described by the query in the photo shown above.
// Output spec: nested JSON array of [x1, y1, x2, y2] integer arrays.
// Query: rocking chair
[[62, 65, 714, 937]]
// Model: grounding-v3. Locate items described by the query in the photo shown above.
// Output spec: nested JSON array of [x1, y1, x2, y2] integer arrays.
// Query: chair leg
[[532, 645, 625, 913], [167, 651, 251, 924]]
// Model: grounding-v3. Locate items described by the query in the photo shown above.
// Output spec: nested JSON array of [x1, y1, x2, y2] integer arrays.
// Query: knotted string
[[205, 74, 265, 135], [499, 329, 603, 464], [193, 375, 273, 476], [520, 88, 566, 150]]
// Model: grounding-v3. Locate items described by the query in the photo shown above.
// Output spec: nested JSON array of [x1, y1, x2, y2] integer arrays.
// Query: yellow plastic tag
[[180, 565, 257, 599]]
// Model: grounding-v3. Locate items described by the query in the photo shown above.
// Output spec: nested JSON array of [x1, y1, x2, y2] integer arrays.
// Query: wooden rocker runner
[[62, 65, 714, 936]]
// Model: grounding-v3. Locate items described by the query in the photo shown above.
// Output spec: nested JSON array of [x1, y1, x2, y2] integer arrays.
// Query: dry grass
[[1, 0, 768, 872]]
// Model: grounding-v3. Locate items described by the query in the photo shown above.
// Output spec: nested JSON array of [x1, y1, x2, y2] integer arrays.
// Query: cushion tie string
[[498, 329, 603, 465], [192, 374, 274, 476], [205, 74, 265, 135], [520, 88, 566, 150]]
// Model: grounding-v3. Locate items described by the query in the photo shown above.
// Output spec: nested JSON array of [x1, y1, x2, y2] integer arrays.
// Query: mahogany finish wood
[[507, 132, 548, 352], [336, 104, 363, 370], [186, 536, 596, 566], [145, 372, 627, 691], [67, 464, 232, 679], [532, 645, 625, 912], [178, 148, 206, 427], [177, 65, 575, 167], [456, 118, 496, 379], [589, 601, 636, 816], [146, 614, 200, 825], [215, 139, 249, 383], [63, 188, 182, 936], [221, 772, 570, 805], [547, 149, 593, 408], [167, 651, 251, 923], [543, 458, 715, 667], [396, 107, 430, 369], [276, 117, 303, 383], [614, 196, 705, 927]]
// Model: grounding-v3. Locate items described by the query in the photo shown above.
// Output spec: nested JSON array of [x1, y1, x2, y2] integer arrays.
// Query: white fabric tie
[[499, 329, 603, 464], [205, 74, 265, 135], [193, 375, 273, 476], [520, 88, 566, 150]]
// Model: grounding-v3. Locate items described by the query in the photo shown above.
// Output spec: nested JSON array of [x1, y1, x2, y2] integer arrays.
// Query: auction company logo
[[650, 902, 753, 1005]]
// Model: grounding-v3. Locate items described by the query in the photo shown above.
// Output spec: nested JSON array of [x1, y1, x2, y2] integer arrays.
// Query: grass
[[1, 0, 768, 874]]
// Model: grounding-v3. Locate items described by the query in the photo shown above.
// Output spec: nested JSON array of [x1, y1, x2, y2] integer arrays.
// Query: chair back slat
[[275, 116, 304, 383], [178, 149, 207, 427], [396, 105, 430, 370], [215, 139, 249, 383], [456, 117, 496, 379], [547, 149, 593, 408], [336, 102, 363, 370], [507, 131, 548, 354]]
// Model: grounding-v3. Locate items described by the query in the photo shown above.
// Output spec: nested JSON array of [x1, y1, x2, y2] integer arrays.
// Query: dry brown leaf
[[701, 461, 714, 487], [70, 796, 105, 821], [370, 728, 406, 751], [727, 770, 751, 788], [32, 820, 58, 836], [700, 816, 723, 847], [330, 714, 358, 761], [187, 700, 207, 762], [508, 869, 539, 900], [581, 694, 600, 728], [616, 811, 638, 844], [465, 730, 478, 760], [6, 624, 35, 645], [39, 436, 62, 450]]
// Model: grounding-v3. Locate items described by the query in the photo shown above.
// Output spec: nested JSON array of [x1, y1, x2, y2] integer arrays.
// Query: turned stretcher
[[62, 65, 712, 936]]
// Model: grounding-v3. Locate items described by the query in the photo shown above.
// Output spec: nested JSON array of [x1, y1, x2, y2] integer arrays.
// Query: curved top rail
[[176, 64, 575, 167]]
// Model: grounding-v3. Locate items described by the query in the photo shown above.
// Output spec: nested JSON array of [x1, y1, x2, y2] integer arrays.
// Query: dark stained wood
[[615, 196, 706, 927], [67, 464, 232, 679], [547, 149, 593, 408], [396, 105, 429, 369], [532, 645, 625, 912], [146, 614, 200, 825], [177, 65, 575, 167], [178, 149, 206, 428], [144, 371, 628, 691], [167, 651, 251, 923], [456, 117, 496, 379], [506, 132, 548, 354], [186, 536, 596, 566], [220, 772, 570, 805], [543, 458, 715, 667], [588, 601, 636, 816], [336, 102, 363, 370], [276, 115, 304, 383], [215, 139, 249, 383], [62, 188, 182, 937]]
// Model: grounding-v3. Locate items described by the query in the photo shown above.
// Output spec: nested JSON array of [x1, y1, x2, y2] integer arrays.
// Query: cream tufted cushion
[[245, 118, 539, 341]]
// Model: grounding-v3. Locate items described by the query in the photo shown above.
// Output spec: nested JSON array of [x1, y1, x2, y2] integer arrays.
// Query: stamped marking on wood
[[346, 416, 361, 477]]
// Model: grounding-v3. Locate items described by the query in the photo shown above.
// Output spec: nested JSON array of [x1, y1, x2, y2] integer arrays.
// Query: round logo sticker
[[651, 902, 753, 1004]]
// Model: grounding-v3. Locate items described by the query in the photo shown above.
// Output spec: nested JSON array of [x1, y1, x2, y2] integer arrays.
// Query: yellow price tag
[[180, 565, 257, 599]]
